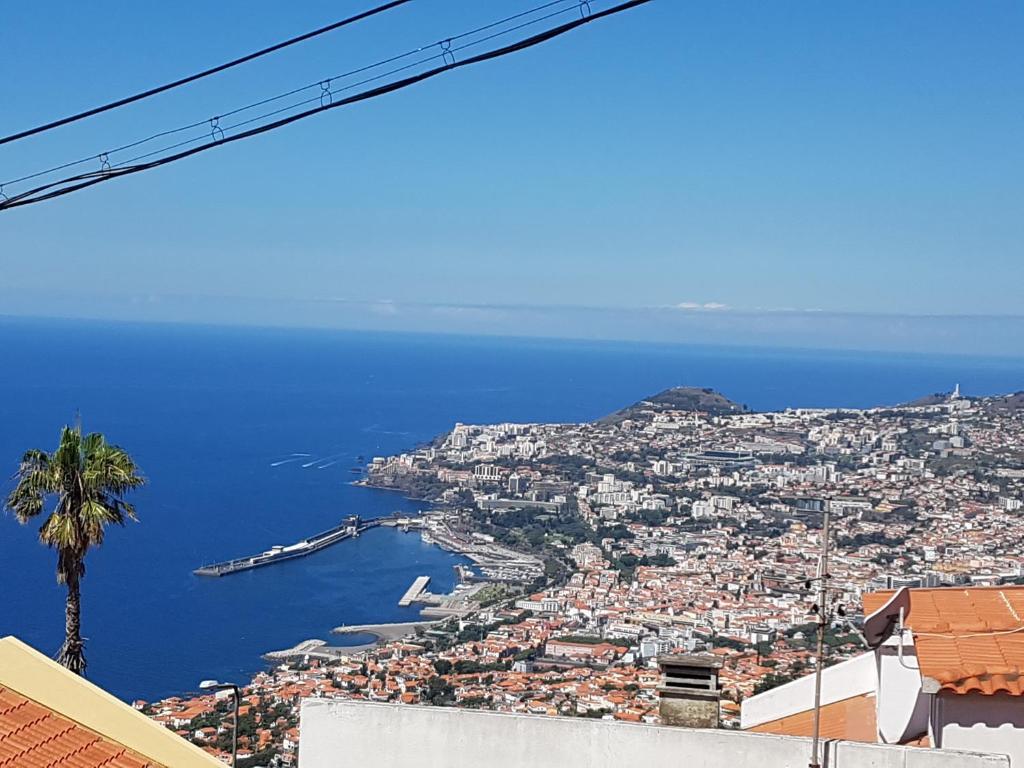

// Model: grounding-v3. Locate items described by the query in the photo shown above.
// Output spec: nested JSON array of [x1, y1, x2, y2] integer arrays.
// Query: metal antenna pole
[[810, 504, 831, 768], [231, 686, 239, 768]]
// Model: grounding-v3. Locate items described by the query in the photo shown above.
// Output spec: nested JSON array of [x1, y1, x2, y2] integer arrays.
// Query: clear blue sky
[[1, 1, 1022, 353]]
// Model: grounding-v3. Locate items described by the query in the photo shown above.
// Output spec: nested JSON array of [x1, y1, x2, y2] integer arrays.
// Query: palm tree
[[5, 425, 144, 675]]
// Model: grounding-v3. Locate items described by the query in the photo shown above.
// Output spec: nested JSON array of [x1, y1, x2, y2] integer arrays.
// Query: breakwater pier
[[332, 620, 441, 637], [194, 513, 423, 576], [398, 576, 431, 606], [263, 640, 353, 661]]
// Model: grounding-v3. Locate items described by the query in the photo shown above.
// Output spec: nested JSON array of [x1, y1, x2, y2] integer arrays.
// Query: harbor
[[229, 513, 537, 680], [191, 505, 541, 583], [418, 516, 545, 583]]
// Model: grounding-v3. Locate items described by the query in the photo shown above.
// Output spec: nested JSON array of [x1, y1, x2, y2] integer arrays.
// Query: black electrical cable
[[0, 0, 654, 211], [112, 3, 584, 169], [0, 0, 412, 146], [1, 0, 581, 189]]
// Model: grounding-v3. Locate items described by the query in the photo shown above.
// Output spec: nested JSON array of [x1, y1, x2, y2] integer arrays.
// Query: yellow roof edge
[[0, 635, 223, 767]]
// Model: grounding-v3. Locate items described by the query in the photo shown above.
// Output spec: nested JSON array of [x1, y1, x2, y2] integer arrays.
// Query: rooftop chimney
[[657, 654, 722, 729]]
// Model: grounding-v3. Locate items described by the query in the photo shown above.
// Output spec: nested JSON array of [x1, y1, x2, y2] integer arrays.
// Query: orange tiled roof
[[0, 685, 158, 768], [863, 586, 1024, 696], [749, 693, 877, 742]]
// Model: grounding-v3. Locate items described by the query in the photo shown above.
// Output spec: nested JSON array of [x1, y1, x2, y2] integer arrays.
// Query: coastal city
[[136, 385, 1024, 765], [3, 1, 1022, 767]]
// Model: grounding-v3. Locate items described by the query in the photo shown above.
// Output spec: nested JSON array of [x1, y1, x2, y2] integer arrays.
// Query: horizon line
[[5, 288, 1024, 321], [3, 311, 1024, 365]]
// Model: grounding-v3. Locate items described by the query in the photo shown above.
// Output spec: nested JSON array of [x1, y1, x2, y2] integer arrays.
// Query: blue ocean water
[[0, 317, 1021, 701]]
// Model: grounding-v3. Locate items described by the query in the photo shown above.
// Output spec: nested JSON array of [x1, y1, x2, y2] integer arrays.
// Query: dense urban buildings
[[126, 385, 1024, 765]]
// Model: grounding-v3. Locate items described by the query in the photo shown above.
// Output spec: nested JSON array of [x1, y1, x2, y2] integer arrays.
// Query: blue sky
[[1, 1, 1022, 353]]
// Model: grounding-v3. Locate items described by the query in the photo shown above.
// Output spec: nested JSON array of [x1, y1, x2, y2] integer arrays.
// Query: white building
[[473, 464, 501, 481], [692, 499, 715, 519], [508, 473, 526, 494]]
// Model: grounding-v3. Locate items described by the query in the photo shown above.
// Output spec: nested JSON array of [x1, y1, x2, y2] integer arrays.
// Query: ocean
[[0, 316, 1022, 701]]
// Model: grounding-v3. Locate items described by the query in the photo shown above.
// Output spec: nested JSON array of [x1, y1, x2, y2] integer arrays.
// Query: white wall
[[741, 651, 876, 729], [299, 699, 1009, 768], [938, 692, 1024, 767]]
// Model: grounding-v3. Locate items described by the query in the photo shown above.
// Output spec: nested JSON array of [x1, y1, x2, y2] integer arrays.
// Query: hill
[[599, 387, 749, 424], [900, 390, 1024, 412], [986, 391, 1024, 413], [902, 392, 956, 407]]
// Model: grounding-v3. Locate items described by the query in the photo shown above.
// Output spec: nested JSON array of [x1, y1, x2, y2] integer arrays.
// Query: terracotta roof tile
[[863, 586, 1024, 696], [0, 685, 161, 768]]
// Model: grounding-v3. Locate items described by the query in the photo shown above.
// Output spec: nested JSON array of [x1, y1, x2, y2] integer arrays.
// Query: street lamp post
[[200, 679, 240, 767]]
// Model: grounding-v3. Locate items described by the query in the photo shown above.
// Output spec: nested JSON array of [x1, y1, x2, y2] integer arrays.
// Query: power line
[[2, 0, 582, 189], [1, 0, 655, 211], [112, 3, 585, 169], [0, 0, 413, 147]]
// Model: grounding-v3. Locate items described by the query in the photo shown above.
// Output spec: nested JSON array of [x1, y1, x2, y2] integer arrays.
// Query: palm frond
[[83, 435, 145, 492], [6, 449, 56, 523], [40, 509, 82, 551]]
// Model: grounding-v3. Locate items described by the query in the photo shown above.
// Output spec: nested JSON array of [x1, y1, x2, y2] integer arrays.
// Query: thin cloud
[[676, 301, 730, 311]]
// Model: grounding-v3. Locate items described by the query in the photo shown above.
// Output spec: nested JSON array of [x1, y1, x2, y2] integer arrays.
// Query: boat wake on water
[[300, 452, 347, 469], [269, 452, 313, 467]]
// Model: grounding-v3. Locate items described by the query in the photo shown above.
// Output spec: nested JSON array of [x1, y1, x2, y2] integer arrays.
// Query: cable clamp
[[98, 153, 111, 173], [440, 38, 455, 66], [579, 1, 592, 18], [0, 185, 7, 203], [210, 117, 225, 143], [320, 80, 333, 107]]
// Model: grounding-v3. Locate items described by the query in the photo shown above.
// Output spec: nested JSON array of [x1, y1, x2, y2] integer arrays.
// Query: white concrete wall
[[740, 651, 876, 729], [299, 699, 1009, 768], [939, 692, 1024, 767]]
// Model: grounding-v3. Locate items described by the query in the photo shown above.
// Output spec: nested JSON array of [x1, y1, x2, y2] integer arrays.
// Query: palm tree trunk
[[57, 570, 86, 676]]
